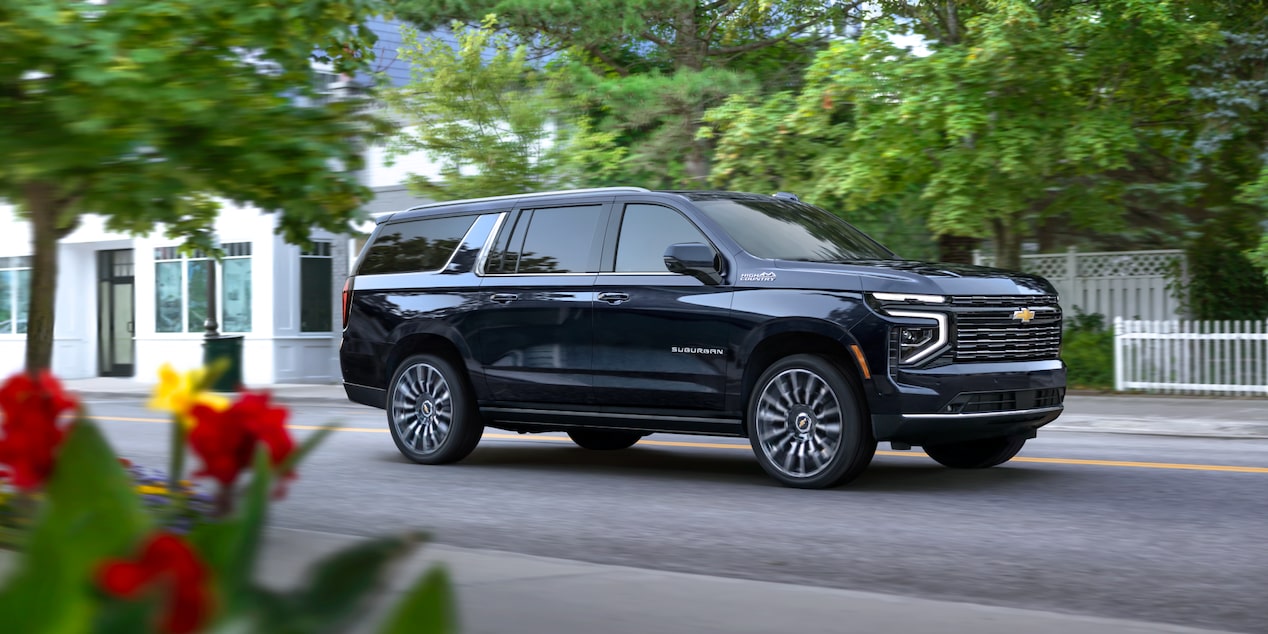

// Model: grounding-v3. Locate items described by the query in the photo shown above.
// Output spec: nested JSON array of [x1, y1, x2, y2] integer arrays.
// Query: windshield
[[693, 198, 897, 262]]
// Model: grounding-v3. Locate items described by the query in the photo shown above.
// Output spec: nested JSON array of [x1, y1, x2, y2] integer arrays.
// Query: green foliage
[[382, 17, 618, 200], [1175, 213, 1268, 320], [702, 85, 937, 259], [392, 0, 854, 186], [0, 420, 154, 632], [0, 392, 453, 633], [708, 0, 1222, 267], [1060, 310, 1115, 390], [0, 0, 389, 247]]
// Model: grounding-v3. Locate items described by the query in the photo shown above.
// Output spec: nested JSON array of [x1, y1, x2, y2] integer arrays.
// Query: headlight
[[882, 309, 949, 365]]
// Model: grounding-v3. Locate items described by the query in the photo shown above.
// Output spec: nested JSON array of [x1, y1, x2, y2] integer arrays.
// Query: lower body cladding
[[869, 360, 1067, 446]]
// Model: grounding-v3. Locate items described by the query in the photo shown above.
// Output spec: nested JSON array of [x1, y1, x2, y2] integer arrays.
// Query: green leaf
[[189, 447, 273, 618], [260, 532, 427, 633], [0, 419, 153, 633], [374, 566, 457, 634]]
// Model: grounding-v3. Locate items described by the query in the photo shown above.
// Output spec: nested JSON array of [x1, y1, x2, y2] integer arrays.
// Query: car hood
[[771, 258, 1058, 296]]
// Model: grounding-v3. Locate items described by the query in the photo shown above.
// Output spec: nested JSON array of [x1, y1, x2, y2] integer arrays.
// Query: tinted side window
[[358, 215, 478, 275], [512, 206, 604, 274], [614, 204, 710, 273]]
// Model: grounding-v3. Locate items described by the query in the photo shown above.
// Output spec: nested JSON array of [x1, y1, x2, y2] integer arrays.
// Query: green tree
[[0, 0, 388, 371], [703, 91, 938, 259], [711, 0, 1220, 269], [394, 0, 857, 188], [382, 17, 626, 201]]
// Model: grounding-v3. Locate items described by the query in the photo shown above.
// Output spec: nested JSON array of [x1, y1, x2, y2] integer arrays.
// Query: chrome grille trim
[[952, 298, 1063, 362]]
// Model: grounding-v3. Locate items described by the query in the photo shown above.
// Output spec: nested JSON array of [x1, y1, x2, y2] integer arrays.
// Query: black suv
[[340, 187, 1066, 488]]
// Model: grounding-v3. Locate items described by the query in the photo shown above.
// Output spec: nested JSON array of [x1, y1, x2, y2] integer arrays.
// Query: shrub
[[1061, 309, 1115, 390]]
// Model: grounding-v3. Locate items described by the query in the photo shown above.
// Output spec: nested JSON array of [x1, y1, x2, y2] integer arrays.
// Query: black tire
[[387, 354, 483, 465], [747, 354, 876, 489], [923, 436, 1027, 469], [567, 429, 644, 450]]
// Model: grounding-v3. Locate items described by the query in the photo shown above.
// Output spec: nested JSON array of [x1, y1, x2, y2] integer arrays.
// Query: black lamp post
[[204, 251, 220, 339]]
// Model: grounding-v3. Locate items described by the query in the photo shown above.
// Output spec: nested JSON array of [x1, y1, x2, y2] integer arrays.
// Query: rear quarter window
[[357, 215, 478, 275]]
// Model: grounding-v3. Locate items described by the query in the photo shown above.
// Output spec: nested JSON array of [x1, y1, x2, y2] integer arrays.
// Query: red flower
[[188, 391, 294, 490], [98, 532, 212, 634], [0, 370, 78, 490]]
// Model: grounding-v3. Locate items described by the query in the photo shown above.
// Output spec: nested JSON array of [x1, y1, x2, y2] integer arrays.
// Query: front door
[[97, 249, 135, 377], [592, 202, 734, 411]]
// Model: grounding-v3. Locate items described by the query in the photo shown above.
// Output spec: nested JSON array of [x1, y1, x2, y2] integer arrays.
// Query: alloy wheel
[[753, 368, 845, 479], [390, 362, 453, 456]]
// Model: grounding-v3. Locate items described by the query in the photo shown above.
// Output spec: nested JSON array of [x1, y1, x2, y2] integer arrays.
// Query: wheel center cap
[[794, 413, 813, 432], [418, 400, 434, 419]]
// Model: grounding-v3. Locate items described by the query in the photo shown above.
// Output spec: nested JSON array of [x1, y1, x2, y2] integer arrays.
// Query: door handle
[[597, 292, 630, 305], [127, 321, 134, 334], [490, 293, 519, 304]]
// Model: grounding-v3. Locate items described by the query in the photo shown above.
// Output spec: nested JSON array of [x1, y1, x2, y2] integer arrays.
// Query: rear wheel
[[567, 429, 644, 450], [923, 436, 1026, 469], [747, 354, 876, 489], [387, 354, 483, 465]]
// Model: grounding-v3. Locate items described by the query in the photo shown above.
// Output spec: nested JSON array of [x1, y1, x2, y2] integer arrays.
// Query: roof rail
[[400, 187, 651, 213]]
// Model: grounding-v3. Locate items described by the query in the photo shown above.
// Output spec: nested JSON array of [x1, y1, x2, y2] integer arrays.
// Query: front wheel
[[747, 354, 876, 489], [387, 354, 483, 465], [567, 429, 644, 450], [923, 436, 1027, 469]]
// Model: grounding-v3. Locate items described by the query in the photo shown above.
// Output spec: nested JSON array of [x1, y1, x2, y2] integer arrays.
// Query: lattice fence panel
[[973, 248, 1186, 321]]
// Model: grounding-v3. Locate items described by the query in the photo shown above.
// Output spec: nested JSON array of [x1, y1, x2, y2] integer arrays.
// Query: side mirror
[[664, 242, 723, 285]]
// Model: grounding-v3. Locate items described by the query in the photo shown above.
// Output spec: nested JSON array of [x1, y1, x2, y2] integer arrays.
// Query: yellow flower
[[149, 363, 230, 429]]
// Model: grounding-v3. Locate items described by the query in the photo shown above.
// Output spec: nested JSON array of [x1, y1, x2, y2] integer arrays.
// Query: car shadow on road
[[387, 442, 1062, 492]]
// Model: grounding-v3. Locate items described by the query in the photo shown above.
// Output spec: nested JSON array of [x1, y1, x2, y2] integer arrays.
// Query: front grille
[[943, 388, 1066, 414], [949, 294, 1060, 307], [953, 299, 1062, 362]]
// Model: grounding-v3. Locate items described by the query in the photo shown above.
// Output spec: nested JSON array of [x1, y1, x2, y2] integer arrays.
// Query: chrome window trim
[[353, 213, 495, 290], [474, 211, 510, 277]]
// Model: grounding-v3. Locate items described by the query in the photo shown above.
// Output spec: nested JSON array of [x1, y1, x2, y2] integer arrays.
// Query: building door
[[97, 249, 135, 377]]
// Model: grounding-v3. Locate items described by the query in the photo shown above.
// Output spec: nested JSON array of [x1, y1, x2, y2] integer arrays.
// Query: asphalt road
[[84, 398, 1268, 634]]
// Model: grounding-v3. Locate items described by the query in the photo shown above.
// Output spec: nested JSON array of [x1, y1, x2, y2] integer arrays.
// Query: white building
[[0, 18, 444, 385]]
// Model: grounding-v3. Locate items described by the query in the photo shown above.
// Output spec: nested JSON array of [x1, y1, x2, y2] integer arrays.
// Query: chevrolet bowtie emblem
[[1012, 307, 1036, 323]]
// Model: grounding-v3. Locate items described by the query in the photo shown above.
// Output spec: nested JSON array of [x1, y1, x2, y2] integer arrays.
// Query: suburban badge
[[671, 346, 726, 356]]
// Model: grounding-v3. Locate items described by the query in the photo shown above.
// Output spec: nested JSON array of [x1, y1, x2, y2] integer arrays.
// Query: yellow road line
[[94, 416, 1268, 474]]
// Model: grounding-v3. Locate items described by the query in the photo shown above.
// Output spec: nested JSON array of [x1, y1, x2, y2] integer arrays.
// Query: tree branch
[[640, 29, 674, 50], [703, 2, 743, 45], [709, 19, 820, 56], [582, 43, 631, 77]]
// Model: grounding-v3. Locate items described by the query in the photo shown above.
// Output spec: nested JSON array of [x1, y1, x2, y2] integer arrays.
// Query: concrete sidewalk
[[256, 527, 1236, 634], [0, 526, 1236, 633], [62, 376, 1268, 440]]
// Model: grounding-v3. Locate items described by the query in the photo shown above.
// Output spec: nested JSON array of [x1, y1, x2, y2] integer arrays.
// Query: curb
[[70, 389, 350, 406]]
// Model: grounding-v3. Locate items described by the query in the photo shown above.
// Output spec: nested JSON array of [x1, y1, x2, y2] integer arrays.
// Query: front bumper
[[868, 359, 1066, 445]]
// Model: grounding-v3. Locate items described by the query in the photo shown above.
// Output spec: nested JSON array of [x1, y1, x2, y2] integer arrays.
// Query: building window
[[221, 242, 252, 333], [0, 256, 32, 335], [155, 243, 252, 333], [300, 241, 333, 332]]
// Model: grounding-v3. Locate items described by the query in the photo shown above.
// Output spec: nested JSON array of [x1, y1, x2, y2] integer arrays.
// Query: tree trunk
[[22, 182, 64, 374], [936, 234, 978, 264], [683, 120, 712, 186], [992, 218, 1023, 271]]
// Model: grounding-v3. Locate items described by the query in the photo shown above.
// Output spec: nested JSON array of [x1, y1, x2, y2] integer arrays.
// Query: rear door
[[471, 201, 611, 406], [591, 201, 735, 412]]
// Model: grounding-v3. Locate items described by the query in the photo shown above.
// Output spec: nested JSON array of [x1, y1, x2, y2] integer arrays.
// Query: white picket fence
[[1114, 318, 1268, 395]]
